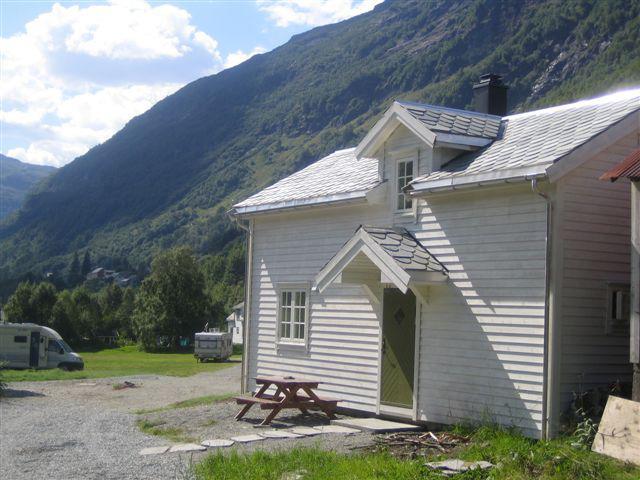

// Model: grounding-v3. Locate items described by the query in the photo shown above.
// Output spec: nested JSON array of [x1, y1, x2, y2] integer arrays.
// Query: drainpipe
[[531, 178, 554, 440], [230, 212, 254, 394]]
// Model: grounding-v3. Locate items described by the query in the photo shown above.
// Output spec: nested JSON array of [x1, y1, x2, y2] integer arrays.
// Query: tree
[[66, 252, 82, 287], [3, 281, 37, 323], [81, 251, 92, 278], [51, 290, 80, 344], [132, 247, 210, 350], [3, 281, 57, 326]]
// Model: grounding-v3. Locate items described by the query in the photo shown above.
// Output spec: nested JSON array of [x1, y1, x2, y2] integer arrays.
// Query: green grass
[[136, 419, 197, 444], [135, 393, 235, 414], [196, 426, 640, 480], [2, 346, 241, 382]]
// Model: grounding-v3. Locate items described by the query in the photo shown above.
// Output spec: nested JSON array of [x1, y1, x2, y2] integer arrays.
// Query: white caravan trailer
[[194, 330, 232, 362], [0, 323, 84, 370]]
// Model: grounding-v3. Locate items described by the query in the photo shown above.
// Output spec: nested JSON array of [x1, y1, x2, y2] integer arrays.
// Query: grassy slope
[[2, 346, 240, 382], [197, 426, 640, 480], [1, 0, 639, 284]]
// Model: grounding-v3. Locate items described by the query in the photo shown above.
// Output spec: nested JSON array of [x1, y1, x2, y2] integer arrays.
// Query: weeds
[[135, 393, 235, 414], [136, 419, 196, 443]]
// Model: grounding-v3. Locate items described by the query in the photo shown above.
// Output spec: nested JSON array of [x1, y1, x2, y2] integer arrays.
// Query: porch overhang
[[313, 226, 448, 303]]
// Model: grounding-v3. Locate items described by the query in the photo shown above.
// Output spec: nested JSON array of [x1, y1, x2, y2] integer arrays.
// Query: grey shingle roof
[[361, 226, 447, 273], [398, 101, 502, 139], [413, 90, 640, 185], [233, 148, 379, 212], [233, 89, 640, 214]]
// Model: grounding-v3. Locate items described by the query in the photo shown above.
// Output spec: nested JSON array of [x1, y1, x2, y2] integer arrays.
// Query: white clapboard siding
[[248, 204, 390, 411], [557, 132, 638, 407], [414, 186, 548, 438]]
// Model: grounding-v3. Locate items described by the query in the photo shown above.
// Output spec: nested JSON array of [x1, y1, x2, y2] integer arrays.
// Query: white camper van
[[0, 323, 84, 370], [194, 330, 232, 362]]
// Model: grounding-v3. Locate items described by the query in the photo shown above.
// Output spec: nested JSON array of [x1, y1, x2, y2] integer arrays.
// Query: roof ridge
[[395, 100, 503, 121], [504, 88, 640, 120]]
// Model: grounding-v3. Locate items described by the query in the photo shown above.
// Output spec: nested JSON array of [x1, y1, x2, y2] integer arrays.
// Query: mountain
[[1, 0, 639, 284], [0, 154, 56, 220]]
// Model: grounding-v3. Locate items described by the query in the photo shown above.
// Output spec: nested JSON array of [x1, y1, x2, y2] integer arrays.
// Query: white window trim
[[605, 282, 630, 335], [276, 282, 311, 348], [396, 159, 415, 212]]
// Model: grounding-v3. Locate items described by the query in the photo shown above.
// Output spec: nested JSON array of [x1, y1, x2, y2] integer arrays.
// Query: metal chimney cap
[[474, 73, 507, 88]]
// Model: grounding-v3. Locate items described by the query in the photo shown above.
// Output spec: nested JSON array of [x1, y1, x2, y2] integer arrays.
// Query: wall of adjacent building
[[555, 132, 639, 415]]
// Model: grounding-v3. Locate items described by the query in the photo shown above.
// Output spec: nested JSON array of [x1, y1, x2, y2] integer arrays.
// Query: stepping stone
[[230, 434, 265, 443], [169, 444, 207, 453], [139, 446, 170, 455], [312, 425, 360, 434], [201, 439, 235, 448], [289, 427, 322, 436], [259, 430, 304, 439], [331, 418, 421, 433]]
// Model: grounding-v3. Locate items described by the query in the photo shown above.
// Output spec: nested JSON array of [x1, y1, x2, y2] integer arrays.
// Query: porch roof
[[313, 225, 448, 296]]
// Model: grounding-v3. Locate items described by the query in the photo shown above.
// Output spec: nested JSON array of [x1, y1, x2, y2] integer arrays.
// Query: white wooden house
[[230, 78, 640, 439], [225, 302, 245, 345]]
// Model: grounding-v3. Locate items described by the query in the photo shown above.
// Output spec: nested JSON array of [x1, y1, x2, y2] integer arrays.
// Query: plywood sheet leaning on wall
[[592, 396, 640, 465]]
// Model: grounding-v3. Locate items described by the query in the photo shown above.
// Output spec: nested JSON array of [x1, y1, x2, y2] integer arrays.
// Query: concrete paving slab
[[168, 444, 207, 453], [259, 430, 304, 439], [331, 418, 421, 433], [313, 425, 360, 434], [201, 439, 235, 448], [230, 434, 265, 443], [289, 427, 323, 436], [139, 446, 170, 455]]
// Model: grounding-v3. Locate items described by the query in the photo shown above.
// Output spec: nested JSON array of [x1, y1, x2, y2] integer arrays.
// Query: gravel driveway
[[0, 364, 241, 480], [0, 364, 376, 480]]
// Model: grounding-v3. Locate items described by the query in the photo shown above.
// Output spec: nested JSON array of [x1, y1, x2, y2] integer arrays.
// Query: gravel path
[[0, 364, 376, 480]]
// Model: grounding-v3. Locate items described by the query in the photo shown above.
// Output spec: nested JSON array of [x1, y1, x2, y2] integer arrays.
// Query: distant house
[[600, 148, 640, 401], [231, 76, 640, 439], [225, 302, 244, 345], [86, 267, 106, 280]]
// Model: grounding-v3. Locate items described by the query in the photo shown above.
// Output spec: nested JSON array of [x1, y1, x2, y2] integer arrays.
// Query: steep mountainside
[[0, 154, 56, 220], [1, 0, 639, 282]]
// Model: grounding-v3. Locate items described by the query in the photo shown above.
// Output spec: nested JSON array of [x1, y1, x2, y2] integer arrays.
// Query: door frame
[[376, 286, 422, 420], [29, 331, 40, 368]]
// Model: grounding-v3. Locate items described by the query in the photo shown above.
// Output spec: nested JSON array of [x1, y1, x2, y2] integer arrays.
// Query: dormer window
[[396, 160, 414, 210]]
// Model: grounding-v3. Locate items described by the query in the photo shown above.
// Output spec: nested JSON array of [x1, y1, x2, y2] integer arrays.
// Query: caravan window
[[47, 340, 62, 352], [14, 335, 27, 343]]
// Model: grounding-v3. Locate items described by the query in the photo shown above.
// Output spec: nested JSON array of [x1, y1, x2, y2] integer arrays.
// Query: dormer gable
[[355, 101, 502, 162]]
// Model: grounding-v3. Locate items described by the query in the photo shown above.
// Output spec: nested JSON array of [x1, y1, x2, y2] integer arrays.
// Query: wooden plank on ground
[[592, 396, 640, 465]]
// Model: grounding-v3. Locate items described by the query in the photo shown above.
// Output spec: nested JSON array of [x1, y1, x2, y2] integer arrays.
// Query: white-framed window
[[396, 159, 414, 211], [277, 284, 310, 344], [605, 283, 630, 334]]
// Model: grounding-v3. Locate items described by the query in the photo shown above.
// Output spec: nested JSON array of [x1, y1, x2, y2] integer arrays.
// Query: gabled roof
[[231, 148, 380, 215], [398, 101, 502, 140], [314, 225, 447, 295], [360, 226, 447, 272], [232, 89, 640, 216], [600, 147, 640, 182], [409, 89, 640, 192]]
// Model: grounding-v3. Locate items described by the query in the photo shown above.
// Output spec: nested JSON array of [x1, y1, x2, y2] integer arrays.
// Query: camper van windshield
[[59, 340, 72, 352]]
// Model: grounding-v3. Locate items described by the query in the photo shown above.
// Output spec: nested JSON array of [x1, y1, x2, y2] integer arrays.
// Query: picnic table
[[234, 375, 341, 425]]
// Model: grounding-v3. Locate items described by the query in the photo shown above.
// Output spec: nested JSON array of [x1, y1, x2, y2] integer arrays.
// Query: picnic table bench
[[234, 375, 341, 425]]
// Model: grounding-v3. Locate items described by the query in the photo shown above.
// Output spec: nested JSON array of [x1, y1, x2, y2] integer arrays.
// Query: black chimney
[[473, 73, 508, 116]]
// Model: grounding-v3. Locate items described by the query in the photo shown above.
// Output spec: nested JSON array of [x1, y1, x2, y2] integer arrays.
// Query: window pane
[[293, 324, 300, 339], [406, 161, 413, 176], [299, 306, 305, 323], [299, 324, 305, 339], [398, 161, 405, 177], [300, 291, 306, 306]]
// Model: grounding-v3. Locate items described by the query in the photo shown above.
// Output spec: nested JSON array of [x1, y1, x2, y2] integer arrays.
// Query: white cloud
[[224, 46, 267, 69], [1, 1, 223, 167], [258, 0, 383, 27]]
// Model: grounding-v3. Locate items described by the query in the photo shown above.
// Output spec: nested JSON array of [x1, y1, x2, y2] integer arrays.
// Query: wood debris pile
[[366, 431, 470, 459]]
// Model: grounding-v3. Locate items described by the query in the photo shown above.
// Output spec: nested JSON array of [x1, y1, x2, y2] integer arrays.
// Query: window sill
[[276, 340, 309, 355]]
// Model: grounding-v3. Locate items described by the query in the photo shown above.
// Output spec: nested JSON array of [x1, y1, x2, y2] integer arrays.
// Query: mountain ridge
[[1, 0, 639, 285], [0, 154, 56, 221]]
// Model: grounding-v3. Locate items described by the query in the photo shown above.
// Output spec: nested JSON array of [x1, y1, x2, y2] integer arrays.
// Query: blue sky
[[0, 0, 382, 166]]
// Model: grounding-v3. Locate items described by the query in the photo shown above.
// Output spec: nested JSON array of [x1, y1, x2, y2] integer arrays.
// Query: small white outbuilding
[[230, 80, 640, 439]]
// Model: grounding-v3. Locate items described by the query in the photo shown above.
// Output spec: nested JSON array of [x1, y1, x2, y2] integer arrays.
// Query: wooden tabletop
[[254, 375, 321, 387]]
